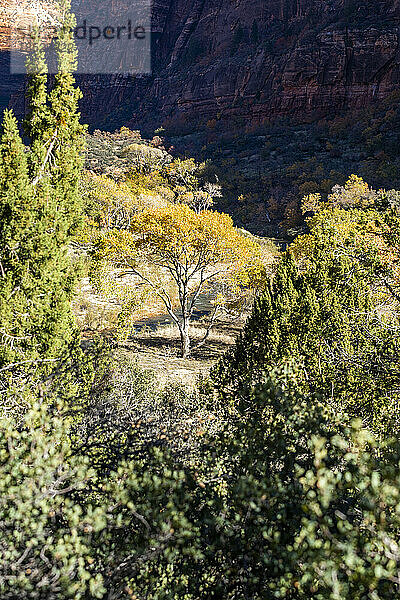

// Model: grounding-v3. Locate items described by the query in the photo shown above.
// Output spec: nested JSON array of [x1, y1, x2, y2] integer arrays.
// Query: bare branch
[[31, 129, 58, 187]]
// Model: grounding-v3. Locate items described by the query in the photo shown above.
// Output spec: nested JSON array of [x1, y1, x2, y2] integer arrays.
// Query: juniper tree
[[0, 111, 33, 365], [212, 249, 396, 433], [0, 0, 85, 369]]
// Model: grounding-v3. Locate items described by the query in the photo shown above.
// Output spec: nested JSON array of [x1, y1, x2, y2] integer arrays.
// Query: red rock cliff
[[2, 0, 400, 129], [126, 0, 400, 130]]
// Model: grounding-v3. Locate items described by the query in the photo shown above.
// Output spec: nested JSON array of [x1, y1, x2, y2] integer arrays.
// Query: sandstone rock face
[[2, 0, 400, 129], [129, 0, 400, 130]]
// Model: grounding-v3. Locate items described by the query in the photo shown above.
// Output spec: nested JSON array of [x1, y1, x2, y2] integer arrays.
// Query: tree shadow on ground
[[116, 320, 244, 384]]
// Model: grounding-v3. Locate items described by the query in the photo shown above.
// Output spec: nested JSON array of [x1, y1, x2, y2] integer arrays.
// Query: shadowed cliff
[[1, 0, 400, 131]]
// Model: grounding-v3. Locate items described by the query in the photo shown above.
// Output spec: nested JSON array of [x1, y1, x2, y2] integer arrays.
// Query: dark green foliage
[[86, 364, 400, 599], [0, 335, 113, 424], [0, 0, 85, 369], [213, 249, 400, 435], [206, 365, 400, 599], [3, 354, 400, 599], [0, 400, 107, 599], [0, 386, 212, 600]]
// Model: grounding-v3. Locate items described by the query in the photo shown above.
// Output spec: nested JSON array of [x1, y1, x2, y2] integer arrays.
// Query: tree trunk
[[179, 287, 191, 358], [180, 325, 191, 358]]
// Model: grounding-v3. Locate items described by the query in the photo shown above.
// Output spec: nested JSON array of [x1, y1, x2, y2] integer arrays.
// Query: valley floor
[[121, 319, 243, 385]]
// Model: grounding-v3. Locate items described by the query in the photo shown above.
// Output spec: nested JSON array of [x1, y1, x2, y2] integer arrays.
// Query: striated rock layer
[[2, 0, 400, 130]]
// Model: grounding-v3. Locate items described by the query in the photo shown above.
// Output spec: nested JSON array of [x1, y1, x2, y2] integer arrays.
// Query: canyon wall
[[125, 0, 400, 131], [1, 0, 400, 130]]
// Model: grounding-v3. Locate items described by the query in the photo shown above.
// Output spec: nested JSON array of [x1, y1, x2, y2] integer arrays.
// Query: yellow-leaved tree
[[80, 171, 169, 234], [94, 204, 266, 357]]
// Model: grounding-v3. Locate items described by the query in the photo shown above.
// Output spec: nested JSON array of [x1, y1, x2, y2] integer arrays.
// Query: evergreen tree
[[212, 249, 396, 433], [0, 111, 33, 366], [206, 364, 400, 600], [0, 0, 85, 369]]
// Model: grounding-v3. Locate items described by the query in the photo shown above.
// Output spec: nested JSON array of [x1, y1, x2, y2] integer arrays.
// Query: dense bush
[[0, 394, 212, 599], [214, 177, 400, 437], [72, 357, 223, 474], [4, 360, 400, 599], [212, 364, 400, 599]]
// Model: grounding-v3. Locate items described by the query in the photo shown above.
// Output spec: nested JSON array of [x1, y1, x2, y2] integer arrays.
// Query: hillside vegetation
[[2, 3, 400, 600], [171, 91, 400, 237]]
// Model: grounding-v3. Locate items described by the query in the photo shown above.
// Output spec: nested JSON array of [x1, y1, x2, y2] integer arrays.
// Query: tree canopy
[[2, 4, 400, 594], [93, 203, 266, 356]]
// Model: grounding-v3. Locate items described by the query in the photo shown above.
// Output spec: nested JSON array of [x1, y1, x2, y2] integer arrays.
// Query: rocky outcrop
[[2, 0, 400, 130]]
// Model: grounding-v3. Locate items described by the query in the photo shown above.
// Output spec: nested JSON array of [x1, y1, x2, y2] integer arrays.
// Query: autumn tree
[[81, 172, 153, 233], [93, 204, 266, 357], [162, 158, 222, 212]]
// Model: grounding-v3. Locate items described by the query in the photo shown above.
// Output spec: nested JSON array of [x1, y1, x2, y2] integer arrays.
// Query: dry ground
[[75, 277, 245, 385], [117, 319, 244, 385]]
